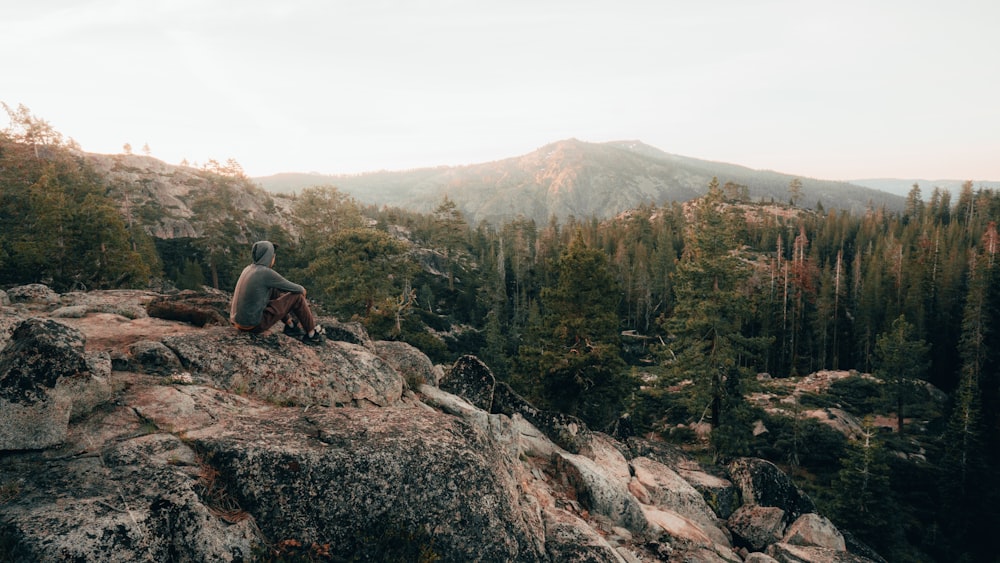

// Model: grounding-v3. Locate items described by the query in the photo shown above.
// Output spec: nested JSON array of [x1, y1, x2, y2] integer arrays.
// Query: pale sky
[[4, 0, 998, 181]]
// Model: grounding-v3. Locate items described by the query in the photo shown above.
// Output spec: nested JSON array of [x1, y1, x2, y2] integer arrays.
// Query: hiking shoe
[[282, 323, 305, 338], [301, 330, 325, 346]]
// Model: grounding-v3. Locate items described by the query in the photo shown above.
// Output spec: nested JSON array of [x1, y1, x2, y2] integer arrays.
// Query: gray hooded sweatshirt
[[229, 241, 305, 328]]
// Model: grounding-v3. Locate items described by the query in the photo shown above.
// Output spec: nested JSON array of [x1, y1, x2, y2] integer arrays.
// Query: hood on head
[[251, 240, 276, 266]]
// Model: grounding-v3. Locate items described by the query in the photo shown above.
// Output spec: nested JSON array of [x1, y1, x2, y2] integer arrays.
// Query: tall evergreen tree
[[660, 179, 769, 457], [515, 230, 629, 429], [431, 196, 468, 291], [831, 420, 898, 554], [873, 314, 930, 435]]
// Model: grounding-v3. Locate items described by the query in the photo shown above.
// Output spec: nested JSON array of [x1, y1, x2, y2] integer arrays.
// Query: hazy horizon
[[4, 0, 999, 181]]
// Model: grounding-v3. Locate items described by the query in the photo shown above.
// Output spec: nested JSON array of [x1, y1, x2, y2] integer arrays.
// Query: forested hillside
[[3, 106, 999, 561], [256, 138, 906, 224]]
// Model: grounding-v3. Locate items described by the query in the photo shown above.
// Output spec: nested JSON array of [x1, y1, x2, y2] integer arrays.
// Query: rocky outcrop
[[376, 340, 442, 387], [782, 513, 846, 551], [728, 505, 787, 552], [440, 353, 496, 410], [5, 284, 59, 305], [187, 401, 547, 561], [0, 287, 879, 562], [160, 327, 405, 408], [145, 290, 231, 327], [728, 458, 816, 522], [0, 318, 111, 450], [492, 380, 592, 454]]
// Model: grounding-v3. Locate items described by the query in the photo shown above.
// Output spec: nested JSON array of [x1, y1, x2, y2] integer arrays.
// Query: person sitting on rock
[[229, 240, 324, 345]]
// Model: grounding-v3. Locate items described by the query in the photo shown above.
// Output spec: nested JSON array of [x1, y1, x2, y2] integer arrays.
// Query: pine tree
[[515, 230, 629, 429], [660, 179, 769, 457], [831, 420, 897, 552], [432, 196, 468, 291], [873, 314, 929, 435], [307, 227, 414, 321], [941, 223, 997, 499]]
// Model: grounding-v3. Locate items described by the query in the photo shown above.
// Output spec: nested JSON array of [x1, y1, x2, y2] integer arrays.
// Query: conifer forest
[[3, 110, 1000, 562]]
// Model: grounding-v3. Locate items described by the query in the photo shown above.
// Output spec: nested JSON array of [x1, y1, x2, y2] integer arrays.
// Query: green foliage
[[176, 258, 206, 290], [873, 315, 929, 434], [307, 227, 416, 323], [8, 104, 1000, 560], [515, 230, 631, 429], [830, 422, 902, 557], [0, 113, 158, 290], [798, 376, 886, 417], [756, 412, 847, 471], [659, 178, 771, 457]]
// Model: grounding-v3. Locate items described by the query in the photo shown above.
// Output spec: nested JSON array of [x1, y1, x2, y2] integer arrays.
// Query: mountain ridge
[[255, 139, 906, 224], [850, 177, 1000, 198]]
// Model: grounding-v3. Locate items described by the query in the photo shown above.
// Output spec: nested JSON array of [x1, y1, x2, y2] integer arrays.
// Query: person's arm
[[265, 269, 306, 294]]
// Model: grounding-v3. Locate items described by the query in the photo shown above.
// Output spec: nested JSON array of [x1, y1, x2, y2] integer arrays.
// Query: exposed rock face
[[782, 513, 846, 550], [0, 288, 876, 563], [188, 403, 547, 561], [323, 318, 375, 351], [5, 283, 59, 305], [728, 505, 787, 552], [439, 353, 496, 410], [628, 437, 740, 520], [630, 457, 729, 546], [492, 380, 591, 454], [160, 327, 405, 408], [728, 457, 816, 522], [375, 339, 441, 386], [556, 451, 648, 533], [145, 289, 231, 327], [85, 152, 294, 241], [0, 318, 111, 450], [1, 429, 260, 561]]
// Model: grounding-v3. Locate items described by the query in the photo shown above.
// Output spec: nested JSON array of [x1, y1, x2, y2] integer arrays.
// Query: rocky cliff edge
[[0, 285, 879, 562]]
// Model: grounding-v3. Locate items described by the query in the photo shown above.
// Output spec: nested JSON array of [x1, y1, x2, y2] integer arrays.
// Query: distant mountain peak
[[255, 140, 906, 224]]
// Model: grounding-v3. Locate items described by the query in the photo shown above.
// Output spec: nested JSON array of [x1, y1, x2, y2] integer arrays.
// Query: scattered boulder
[[440, 354, 496, 410], [6, 283, 59, 305], [631, 457, 729, 546], [127, 340, 184, 376], [728, 505, 787, 552], [628, 438, 739, 519], [0, 318, 111, 450], [375, 340, 440, 387], [767, 542, 878, 563], [728, 458, 815, 521], [542, 508, 629, 562], [321, 317, 375, 351], [145, 290, 230, 327], [745, 552, 780, 563], [782, 513, 846, 551], [555, 451, 647, 534], [679, 468, 741, 520]]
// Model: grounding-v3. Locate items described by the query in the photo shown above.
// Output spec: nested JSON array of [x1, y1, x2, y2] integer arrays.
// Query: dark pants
[[250, 290, 317, 334]]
